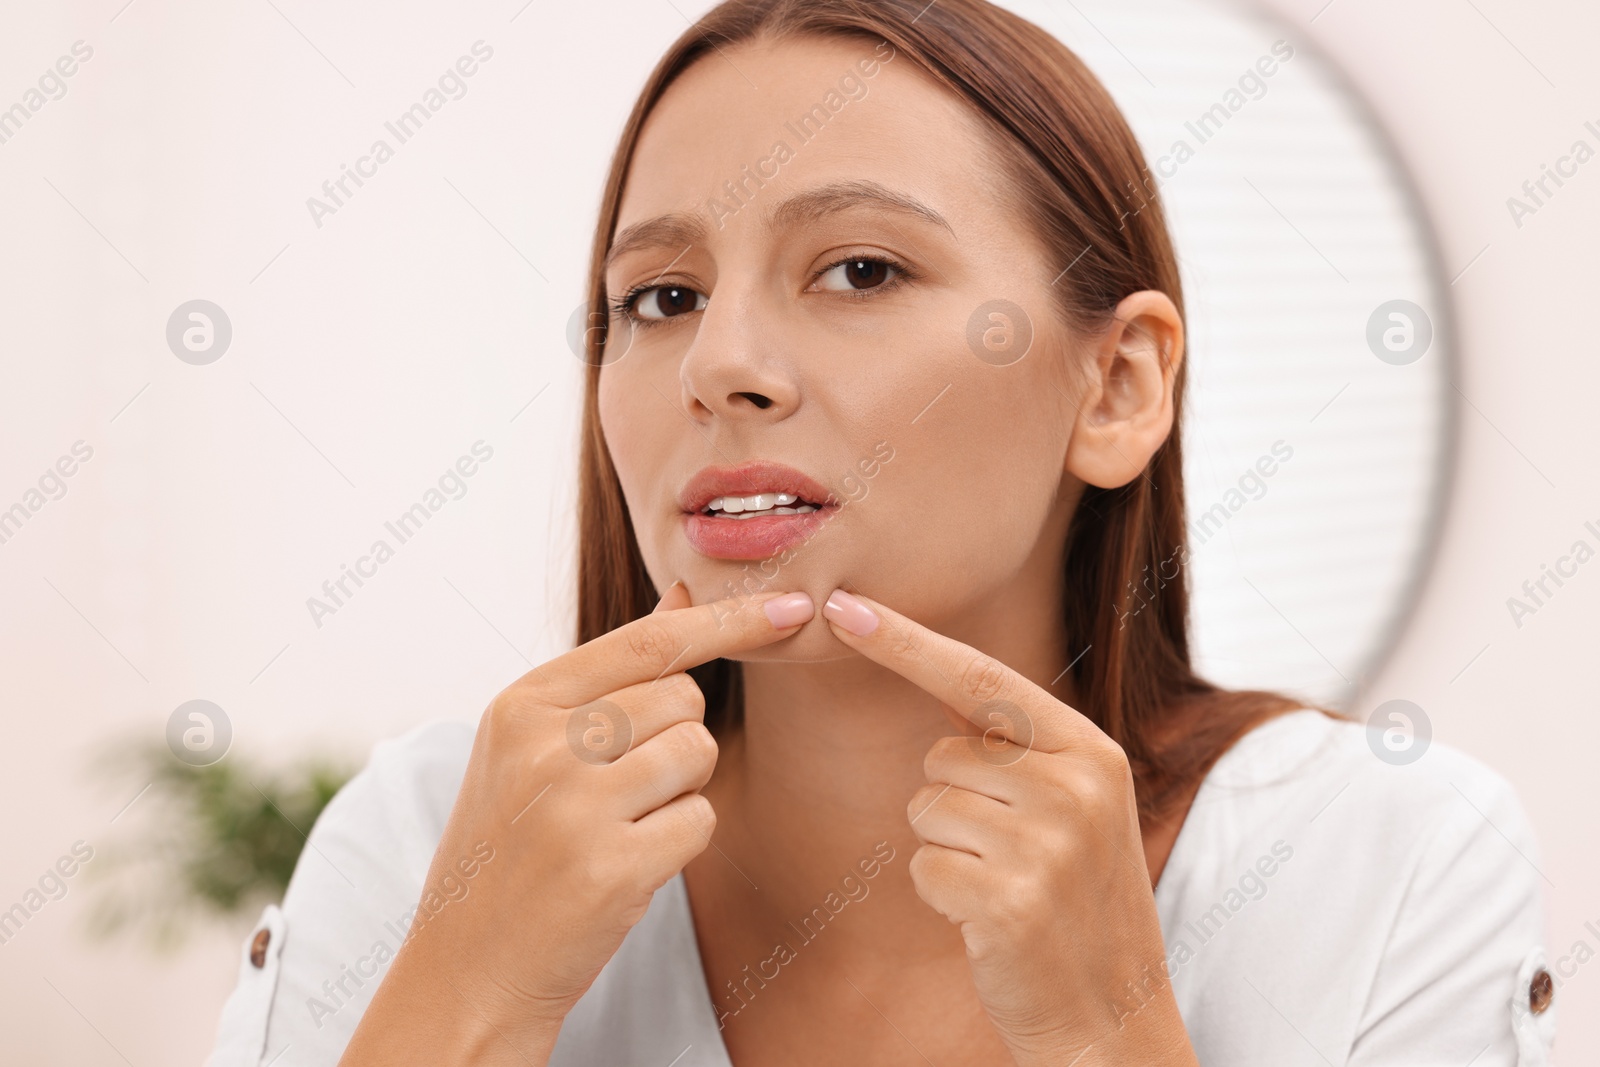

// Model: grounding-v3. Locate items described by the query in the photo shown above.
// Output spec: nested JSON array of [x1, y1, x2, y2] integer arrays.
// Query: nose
[[678, 284, 800, 422]]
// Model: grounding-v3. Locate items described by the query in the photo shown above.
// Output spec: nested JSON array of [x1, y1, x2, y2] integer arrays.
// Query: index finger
[[527, 588, 814, 708], [820, 588, 1091, 753]]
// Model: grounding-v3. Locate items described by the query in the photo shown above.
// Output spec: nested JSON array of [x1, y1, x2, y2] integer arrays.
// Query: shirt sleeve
[[204, 719, 474, 1067], [1348, 767, 1557, 1066]]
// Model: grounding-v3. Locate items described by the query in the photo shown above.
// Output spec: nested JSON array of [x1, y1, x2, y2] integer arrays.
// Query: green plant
[[87, 739, 354, 949]]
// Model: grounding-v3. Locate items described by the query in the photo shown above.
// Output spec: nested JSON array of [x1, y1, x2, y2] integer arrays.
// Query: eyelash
[[608, 253, 917, 329]]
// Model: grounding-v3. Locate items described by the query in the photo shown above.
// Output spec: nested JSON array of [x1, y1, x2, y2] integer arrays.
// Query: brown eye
[[632, 285, 707, 320], [816, 257, 900, 292]]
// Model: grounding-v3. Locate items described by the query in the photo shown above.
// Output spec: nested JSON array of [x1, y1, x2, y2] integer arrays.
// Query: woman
[[206, 0, 1557, 1063]]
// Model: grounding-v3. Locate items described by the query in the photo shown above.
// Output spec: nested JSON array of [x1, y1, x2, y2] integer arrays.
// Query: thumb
[[652, 578, 692, 613]]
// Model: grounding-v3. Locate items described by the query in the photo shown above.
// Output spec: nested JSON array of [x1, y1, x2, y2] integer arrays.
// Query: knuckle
[[643, 794, 716, 869], [1096, 733, 1130, 770], [625, 619, 681, 671], [486, 687, 534, 730], [1035, 821, 1076, 862], [659, 672, 706, 716], [577, 849, 628, 898], [1060, 772, 1122, 830], [991, 874, 1044, 928], [1087, 735, 1133, 786], [885, 625, 921, 662], [907, 785, 939, 824], [665, 720, 718, 765], [565, 699, 634, 766], [958, 654, 1009, 703], [924, 736, 967, 780], [681, 792, 716, 834]]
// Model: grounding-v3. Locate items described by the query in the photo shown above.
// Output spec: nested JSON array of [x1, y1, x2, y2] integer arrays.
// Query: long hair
[[576, 0, 1303, 822]]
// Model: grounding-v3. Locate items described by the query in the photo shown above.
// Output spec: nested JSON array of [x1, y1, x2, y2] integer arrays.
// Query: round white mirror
[[1009, 0, 1454, 707]]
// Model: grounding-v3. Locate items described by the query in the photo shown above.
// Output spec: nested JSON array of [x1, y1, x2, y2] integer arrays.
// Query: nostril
[[736, 391, 773, 409]]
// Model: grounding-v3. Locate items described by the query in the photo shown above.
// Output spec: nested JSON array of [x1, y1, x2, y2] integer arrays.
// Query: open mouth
[[701, 492, 826, 520], [679, 462, 837, 559]]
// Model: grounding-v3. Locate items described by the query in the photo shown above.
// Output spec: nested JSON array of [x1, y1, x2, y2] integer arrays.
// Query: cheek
[[596, 370, 668, 565], [877, 425, 1056, 545], [833, 331, 1068, 576], [596, 372, 623, 449], [597, 369, 654, 491], [597, 364, 687, 570]]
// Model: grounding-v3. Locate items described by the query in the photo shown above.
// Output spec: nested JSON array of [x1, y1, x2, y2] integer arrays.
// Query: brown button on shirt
[[1528, 968, 1553, 1015], [249, 927, 271, 969]]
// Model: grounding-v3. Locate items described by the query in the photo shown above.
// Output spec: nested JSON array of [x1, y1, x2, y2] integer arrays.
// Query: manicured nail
[[823, 589, 879, 636], [763, 592, 815, 629]]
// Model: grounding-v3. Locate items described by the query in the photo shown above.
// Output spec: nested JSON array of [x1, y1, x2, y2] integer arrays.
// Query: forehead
[[614, 33, 1006, 241]]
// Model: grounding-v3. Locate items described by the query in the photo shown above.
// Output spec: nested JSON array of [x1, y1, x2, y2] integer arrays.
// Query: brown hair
[[576, 0, 1304, 823]]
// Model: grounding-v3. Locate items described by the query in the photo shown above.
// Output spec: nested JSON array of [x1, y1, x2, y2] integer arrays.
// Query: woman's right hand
[[337, 583, 815, 1067]]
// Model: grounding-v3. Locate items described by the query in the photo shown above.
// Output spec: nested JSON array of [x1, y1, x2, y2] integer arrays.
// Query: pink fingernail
[[763, 592, 814, 629], [823, 589, 879, 636]]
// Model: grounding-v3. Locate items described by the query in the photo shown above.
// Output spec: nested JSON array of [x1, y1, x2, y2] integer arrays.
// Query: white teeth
[[707, 492, 805, 516], [723, 505, 817, 520]]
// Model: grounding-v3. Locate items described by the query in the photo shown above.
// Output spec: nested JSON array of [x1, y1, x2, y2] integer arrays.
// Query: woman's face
[[599, 34, 1088, 661]]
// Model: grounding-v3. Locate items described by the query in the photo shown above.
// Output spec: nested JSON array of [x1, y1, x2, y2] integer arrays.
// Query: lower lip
[[683, 507, 837, 560]]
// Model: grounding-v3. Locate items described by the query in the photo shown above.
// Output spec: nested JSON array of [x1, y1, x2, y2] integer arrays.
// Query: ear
[[1063, 290, 1184, 489]]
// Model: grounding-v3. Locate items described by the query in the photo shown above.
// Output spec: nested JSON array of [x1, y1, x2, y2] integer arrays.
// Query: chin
[[728, 615, 860, 663], [669, 560, 889, 660], [676, 560, 833, 617]]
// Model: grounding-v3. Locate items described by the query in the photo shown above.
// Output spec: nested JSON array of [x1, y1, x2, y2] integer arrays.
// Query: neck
[[700, 571, 1078, 966]]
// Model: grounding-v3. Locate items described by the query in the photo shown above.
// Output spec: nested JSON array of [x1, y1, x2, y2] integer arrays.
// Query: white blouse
[[205, 708, 1560, 1066]]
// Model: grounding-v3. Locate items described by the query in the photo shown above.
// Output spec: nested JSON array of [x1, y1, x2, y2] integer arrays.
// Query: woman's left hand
[[821, 588, 1200, 1067]]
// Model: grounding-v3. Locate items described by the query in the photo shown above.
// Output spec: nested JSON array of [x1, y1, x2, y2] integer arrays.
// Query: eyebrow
[[603, 215, 708, 275], [768, 179, 954, 235], [603, 179, 954, 274]]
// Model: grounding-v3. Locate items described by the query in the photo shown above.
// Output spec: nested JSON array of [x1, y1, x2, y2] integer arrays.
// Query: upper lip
[[678, 460, 838, 514]]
